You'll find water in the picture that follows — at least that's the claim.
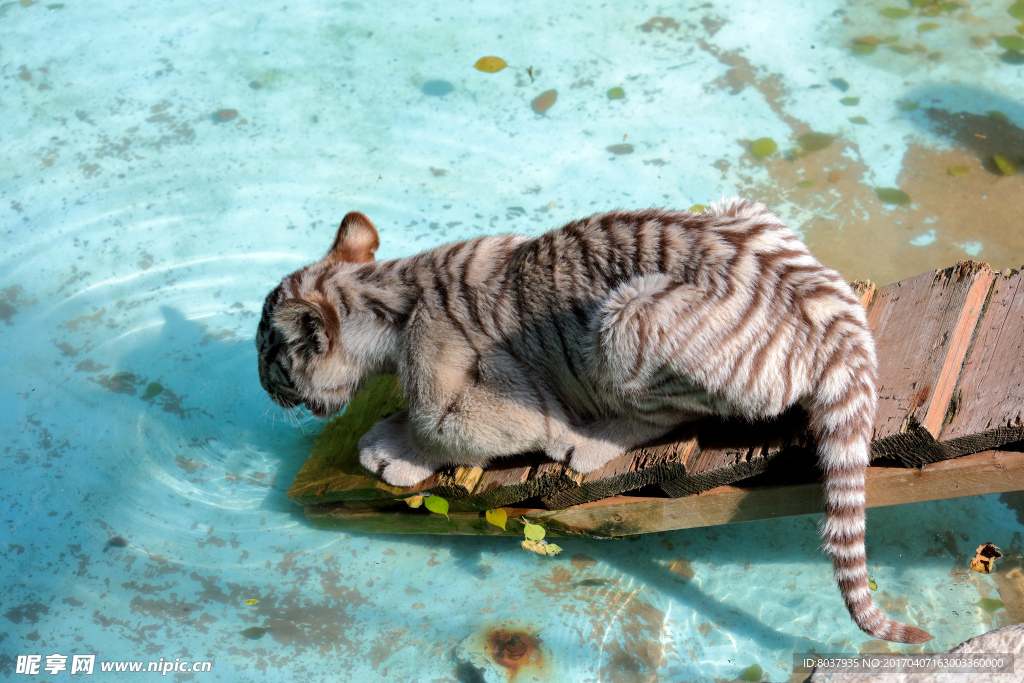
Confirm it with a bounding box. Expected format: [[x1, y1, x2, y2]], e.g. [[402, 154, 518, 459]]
[[2, 0, 1023, 680]]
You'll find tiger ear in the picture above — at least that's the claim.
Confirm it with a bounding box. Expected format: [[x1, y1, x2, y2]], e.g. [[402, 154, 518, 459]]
[[328, 212, 379, 263], [274, 299, 331, 357]]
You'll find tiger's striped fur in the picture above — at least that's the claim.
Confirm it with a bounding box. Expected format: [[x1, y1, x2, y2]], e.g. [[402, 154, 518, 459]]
[[255, 199, 931, 643]]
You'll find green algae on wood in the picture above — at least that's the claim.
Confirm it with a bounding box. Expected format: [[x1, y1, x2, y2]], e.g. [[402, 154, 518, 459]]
[[875, 187, 912, 204], [749, 137, 777, 159], [796, 132, 833, 151], [531, 89, 557, 114], [474, 56, 507, 73]]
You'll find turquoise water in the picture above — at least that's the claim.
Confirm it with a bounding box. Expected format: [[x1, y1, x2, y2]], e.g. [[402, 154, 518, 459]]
[[3, 0, 1023, 680]]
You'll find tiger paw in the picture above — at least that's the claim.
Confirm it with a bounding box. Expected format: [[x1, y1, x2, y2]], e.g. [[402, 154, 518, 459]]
[[358, 421, 437, 487]]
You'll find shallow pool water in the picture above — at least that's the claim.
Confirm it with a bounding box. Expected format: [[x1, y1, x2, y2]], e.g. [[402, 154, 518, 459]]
[[2, 0, 1023, 681]]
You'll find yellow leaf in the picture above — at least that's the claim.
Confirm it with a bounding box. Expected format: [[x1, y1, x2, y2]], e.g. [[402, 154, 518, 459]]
[[243, 598, 260, 606], [543, 542, 563, 556], [474, 56, 507, 73], [404, 495, 424, 509], [485, 508, 507, 530], [523, 522, 546, 541]]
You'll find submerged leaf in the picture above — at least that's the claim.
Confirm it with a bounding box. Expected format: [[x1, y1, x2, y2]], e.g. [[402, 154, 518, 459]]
[[889, 45, 916, 54], [994, 154, 1018, 175], [996, 35, 1024, 51], [485, 508, 507, 530], [750, 137, 777, 159], [1012, 1, 1024, 21], [851, 42, 878, 55], [829, 77, 850, 91], [240, 627, 267, 640], [607, 86, 625, 99], [880, 7, 911, 18], [523, 522, 546, 541], [899, 100, 920, 111], [948, 165, 970, 176], [918, 22, 940, 32], [875, 187, 911, 204], [474, 56, 507, 73], [796, 132, 834, 151], [796, 180, 814, 188], [531, 89, 558, 114], [424, 495, 449, 518], [849, 116, 869, 124], [975, 598, 1005, 612], [840, 97, 860, 105], [1000, 50, 1024, 64], [740, 663, 764, 682]]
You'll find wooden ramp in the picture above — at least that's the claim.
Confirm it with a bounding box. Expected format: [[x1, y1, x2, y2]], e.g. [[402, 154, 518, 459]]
[[287, 261, 1024, 537]]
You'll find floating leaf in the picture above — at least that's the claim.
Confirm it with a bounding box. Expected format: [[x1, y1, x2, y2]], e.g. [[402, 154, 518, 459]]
[[689, 204, 709, 213], [994, 154, 1018, 175], [796, 132, 834, 151], [404, 495, 424, 508], [975, 598, 1005, 612], [918, 21, 940, 32], [741, 663, 764, 682], [750, 137, 777, 159], [424, 495, 449, 519], [243, 598, 260, 606], [880, 7, 911, 18], [849, 116, 869, 124], [607, 86, 625, 99], [240, 627, 267, 640], [485, 508, 507, 530], [531, 89, 558, 114], [840, 97, 860, 105], [875, 187, 911, 204], [997, 35, 1024, 51], [868, 578, 878, 590], [523, 522, 546, 541], [1000, 50, 1024, 64], [829, 77, 850, 91], [797, 180, 814, 188], [1012, 1, 1024, 21], [522, 539, 561, 556], [474, 56, 507, 73], [948, 165, 970, 176]]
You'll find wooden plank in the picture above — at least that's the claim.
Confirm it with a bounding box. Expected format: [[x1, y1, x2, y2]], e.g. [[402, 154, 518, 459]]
[[304, 449, 1024, 537], [868, 262, 996, 466], [940, 269, 1024, 451]]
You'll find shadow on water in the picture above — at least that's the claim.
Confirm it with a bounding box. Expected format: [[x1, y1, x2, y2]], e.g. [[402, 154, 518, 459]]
[[904, 84, 1024, 171]]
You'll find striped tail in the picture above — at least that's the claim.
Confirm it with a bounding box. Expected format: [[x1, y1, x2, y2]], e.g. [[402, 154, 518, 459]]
[[809, 362, 932, 644]]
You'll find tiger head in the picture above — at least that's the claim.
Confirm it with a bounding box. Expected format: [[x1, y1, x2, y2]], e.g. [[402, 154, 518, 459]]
[[255, 211, 387, 418]]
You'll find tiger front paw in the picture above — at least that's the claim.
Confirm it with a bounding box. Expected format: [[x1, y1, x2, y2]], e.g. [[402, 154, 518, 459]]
[[358, 419, 438, 487]]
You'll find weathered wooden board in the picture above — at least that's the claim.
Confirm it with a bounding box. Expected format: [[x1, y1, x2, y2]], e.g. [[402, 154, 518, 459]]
[[303, 448, 1024, 538], [287, 261, 1024, 514]]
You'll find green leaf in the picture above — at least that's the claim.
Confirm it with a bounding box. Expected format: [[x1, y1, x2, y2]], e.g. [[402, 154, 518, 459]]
[[875, 187, 912, 204], [880, 7, 911, 18], [485, 508, 507, 530], [840, 97, 860, 105], [851, 42, 877, 55], [868, 578, 878, 590], [741, 663, 764, 682], [424, 495, 449, 518], [849, 116, 869, 124], [749, 137, 777, 159], [688, 204, 709, 213], [996, 35, 1024, 51], [1012, 1, 1024, 21], [889, 45, 916, 54], [607, 86, 625, 100], [796, 180, 814, 188], [523, 522, 546, 541], [899, 100, 920, 111], [994, 154, 1018, 175], [796, 132, 834, 151], [948, 165, 970, 176], [918, 21, 940, 32], [975, 598, 1005, 612], [144, 381, 164, 398]]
